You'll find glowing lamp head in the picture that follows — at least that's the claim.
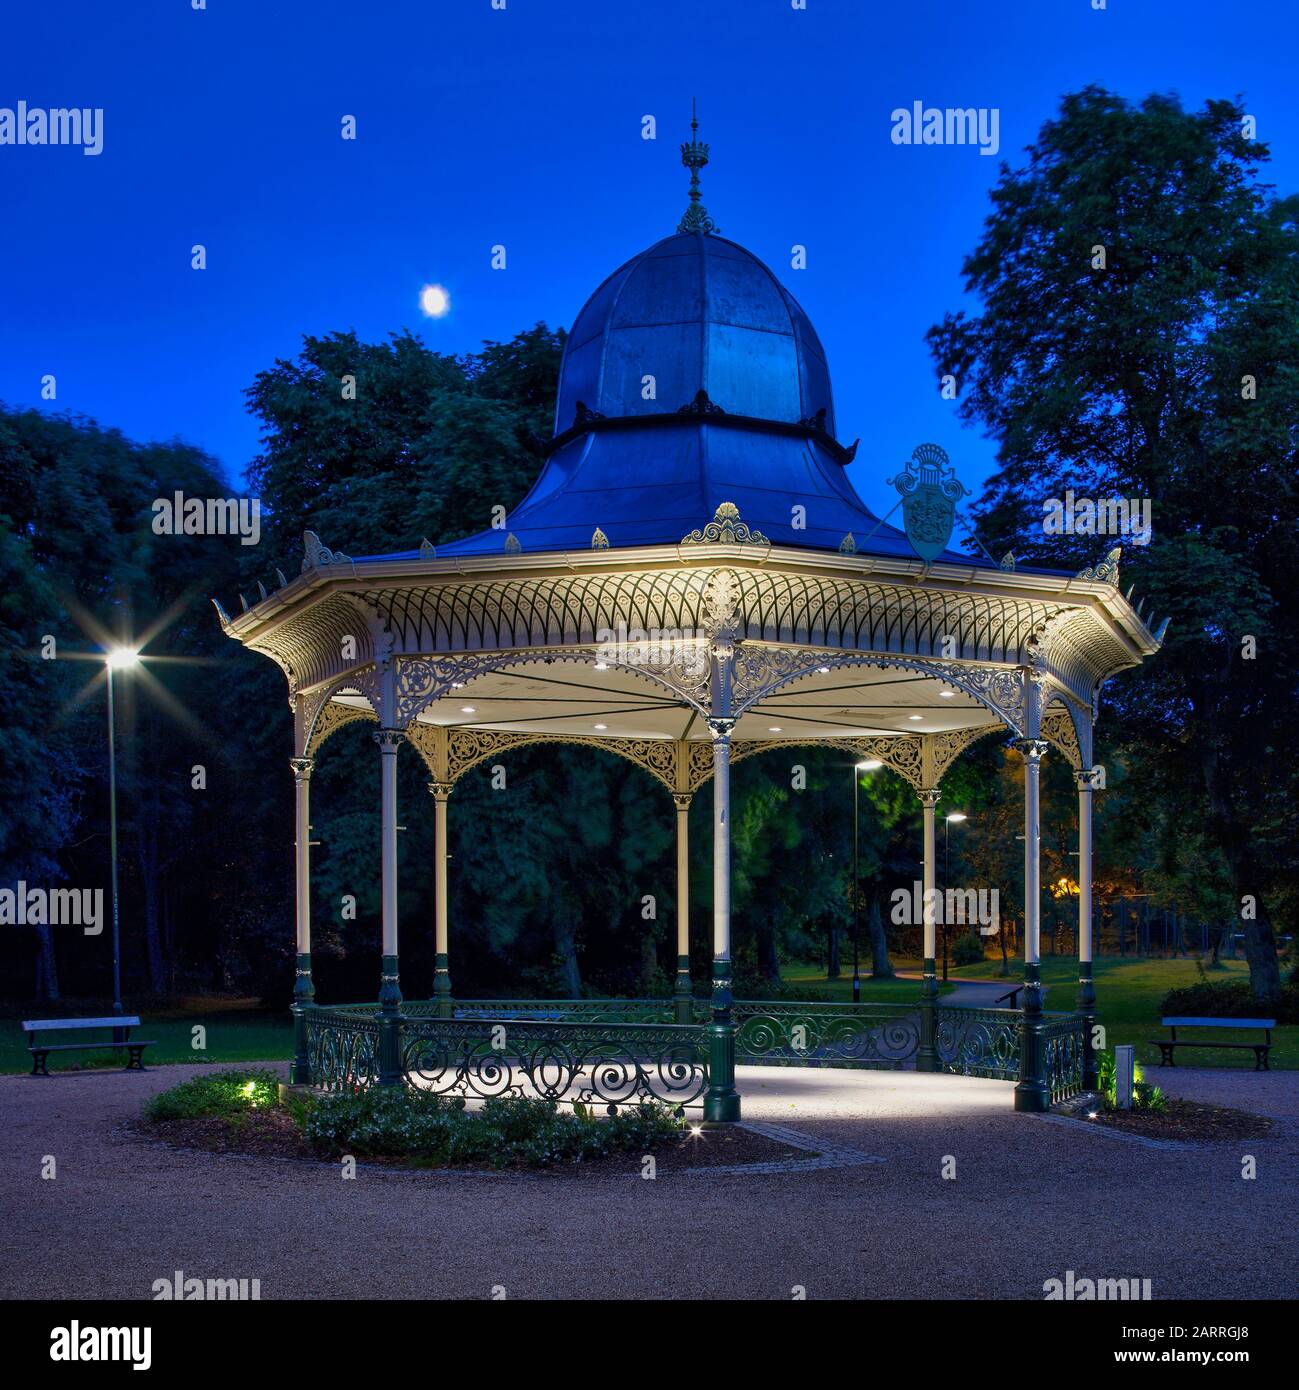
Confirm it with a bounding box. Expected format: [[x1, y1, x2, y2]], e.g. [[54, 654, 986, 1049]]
[[856, 760, 882, 771], [419, 283, 451, 318], [106, 647, 140, 671], [946, 812, 968, 823]]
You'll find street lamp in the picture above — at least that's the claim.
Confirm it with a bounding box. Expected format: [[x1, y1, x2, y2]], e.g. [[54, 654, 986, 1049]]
[[851, 761, 883, 1003], [105, 646, 140, 1024], [942, 812, 967, 982]]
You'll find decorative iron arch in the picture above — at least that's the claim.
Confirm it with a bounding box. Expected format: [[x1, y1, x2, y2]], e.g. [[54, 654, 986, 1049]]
[[404, 724, 682, 795], [392, 646, 710, 728], [729, 647, 1027, 736]]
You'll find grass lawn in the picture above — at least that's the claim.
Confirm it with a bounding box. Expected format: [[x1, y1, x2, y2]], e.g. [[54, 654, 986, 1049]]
[[783, 956, 1295, 1069], [949, 956, 1294, 1070], [0, 997, 292, 1075], [779, 966, 955, 1003]]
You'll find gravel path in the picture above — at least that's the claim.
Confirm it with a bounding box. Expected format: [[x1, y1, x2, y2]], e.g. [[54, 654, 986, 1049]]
[[2, 1062, 1294, 1300]]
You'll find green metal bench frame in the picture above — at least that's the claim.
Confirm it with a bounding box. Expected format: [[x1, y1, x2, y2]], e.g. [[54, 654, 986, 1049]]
[[1150, 1016, 1275, 1071], [23, 1016, 154, 1076]]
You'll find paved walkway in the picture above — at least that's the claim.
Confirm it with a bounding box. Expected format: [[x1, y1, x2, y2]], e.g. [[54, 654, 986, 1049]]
[[2, 1062, 1294, 1300]]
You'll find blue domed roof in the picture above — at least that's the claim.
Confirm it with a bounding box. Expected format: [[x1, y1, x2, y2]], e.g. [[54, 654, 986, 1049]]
[[554, 232, 835, 436]]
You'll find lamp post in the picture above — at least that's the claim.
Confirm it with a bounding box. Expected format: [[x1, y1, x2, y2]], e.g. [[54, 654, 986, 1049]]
[[105, 646, 140, 1025], [942, 811, 967, 982], [852, 761, 882, 1004]]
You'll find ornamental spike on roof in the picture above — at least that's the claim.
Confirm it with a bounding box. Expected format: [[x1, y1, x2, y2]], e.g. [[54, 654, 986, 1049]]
[[677, 99, 718, 235]]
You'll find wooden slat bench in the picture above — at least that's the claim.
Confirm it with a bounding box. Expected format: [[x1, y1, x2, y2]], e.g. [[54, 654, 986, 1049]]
[[23, 1017, 154, 1076], [1150, 1016, 1275, 1071]]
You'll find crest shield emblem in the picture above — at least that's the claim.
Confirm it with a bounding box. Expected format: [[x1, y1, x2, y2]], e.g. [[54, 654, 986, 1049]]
[[886, 444, 969, 563]]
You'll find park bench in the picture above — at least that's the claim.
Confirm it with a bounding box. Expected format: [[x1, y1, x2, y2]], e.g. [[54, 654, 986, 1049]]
[[23, 1017, 154, 1076], [1150, 1016, 1275, 1071]]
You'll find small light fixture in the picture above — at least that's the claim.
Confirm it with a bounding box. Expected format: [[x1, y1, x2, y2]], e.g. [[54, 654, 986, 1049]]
[[940, 691, 955, 699], [818, 666, 830, 674], [689, 1124, 703, 1137], [460, 706, 475, 714], [908, 714, 923, 721], [769, 726, 782, 732], [594, 661, 609, 671], [856, 760, 882, 771], [946, 812, 967, 823], [594, 723, 607, 731], [105, 646, 140, 670]]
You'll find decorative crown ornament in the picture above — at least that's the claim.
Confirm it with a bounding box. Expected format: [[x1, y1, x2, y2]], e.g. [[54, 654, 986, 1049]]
[[591, 527, 610, 550], [677, 99, 719, 235], [680, 501, 769, 550]]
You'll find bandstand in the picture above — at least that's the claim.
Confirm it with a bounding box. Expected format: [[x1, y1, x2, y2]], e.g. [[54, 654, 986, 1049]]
[[216, 124, 1163, 1119]]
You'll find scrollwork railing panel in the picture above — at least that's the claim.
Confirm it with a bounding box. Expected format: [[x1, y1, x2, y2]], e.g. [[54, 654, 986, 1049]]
[[306, 1007, 380, 1092], [400, 1016, 709, 1113], [1042, 1012, 1086, 1103], [720, 1001, 919, 1069], [936, 1006, 1020, 1080]]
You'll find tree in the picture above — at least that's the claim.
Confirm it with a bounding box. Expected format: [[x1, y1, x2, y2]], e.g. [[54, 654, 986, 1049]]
[[927, 89, 1299, 1002]]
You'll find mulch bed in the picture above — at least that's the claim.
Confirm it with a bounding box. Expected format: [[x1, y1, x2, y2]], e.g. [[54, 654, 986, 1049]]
[[137, 1113, 813, 1173], [1062, 1098, 1274, 1142]]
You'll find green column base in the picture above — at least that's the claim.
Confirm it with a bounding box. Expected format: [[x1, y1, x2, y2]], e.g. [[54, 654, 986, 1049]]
[[704, 960, 741, 1122], [377, 954, 403, 1086], [433, 953, 453, 1020], [674, 955, 693, 1024], [290, 953, 314, 1085], [917, 957, 939, 1072], [1078, 965, 1099, 1089], [1014, 962, 1049, 1112]]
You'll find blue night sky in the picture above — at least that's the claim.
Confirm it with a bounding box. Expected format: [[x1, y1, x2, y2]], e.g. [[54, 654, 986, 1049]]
[[2, 0, 1296, 522]]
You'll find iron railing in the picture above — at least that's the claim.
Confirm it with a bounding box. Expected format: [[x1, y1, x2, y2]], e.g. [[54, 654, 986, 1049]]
[[935, 1006, 1021, 1080], [300, 998, 1090, 1105], [706, 1000, 920, 1069], [1042, 1012, 1087, 1103]]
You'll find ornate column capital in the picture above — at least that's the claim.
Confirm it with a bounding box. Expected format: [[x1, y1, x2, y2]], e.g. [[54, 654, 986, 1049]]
[[672, 793, 693, 813], [706, 716, 737, 742], [373, 727, 406, 753], [916, 787, 942, 808], [1012, 738, 1050, 764], [1075, 766, 1103, 792], [289, 756, 315, 780], [428, 780, 454, 802]]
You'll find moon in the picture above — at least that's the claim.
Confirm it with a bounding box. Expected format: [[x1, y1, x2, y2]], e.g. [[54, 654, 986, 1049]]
[[419, 284, 450, 318]]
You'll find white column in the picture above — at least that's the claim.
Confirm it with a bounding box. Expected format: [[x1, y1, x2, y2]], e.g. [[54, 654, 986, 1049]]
[[1021, 743, 1046, 969], [375, 728, 404, 1010], [290, 758, 314, 964], [919, 789, 941, 962], [711, 727, 731, 963], [675, 794, 691, 963], [430, 780, 453, 1007], [1077, 770, 1094, 965]]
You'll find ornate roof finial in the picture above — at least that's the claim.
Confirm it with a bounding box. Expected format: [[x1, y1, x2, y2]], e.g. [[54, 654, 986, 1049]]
[[677, 99, 719, 235]]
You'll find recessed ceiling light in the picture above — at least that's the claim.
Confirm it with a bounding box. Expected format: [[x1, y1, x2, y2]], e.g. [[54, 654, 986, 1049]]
[[769, 726, 782, 732], [594, 662, 608, 670], [460, 706, 475, 714], [940, 691, 955, 699], [908, 715, 923, 721], [594, 723, 607, 731]]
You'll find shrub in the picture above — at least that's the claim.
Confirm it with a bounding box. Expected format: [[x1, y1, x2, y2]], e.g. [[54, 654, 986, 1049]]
[[1096, 1052, 1167, 1114], [1159, 978, 1298, 1025], [144, 1069, 280, 1122], [303, 1087, 682, 1168], [950, 931, 986, 967]]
